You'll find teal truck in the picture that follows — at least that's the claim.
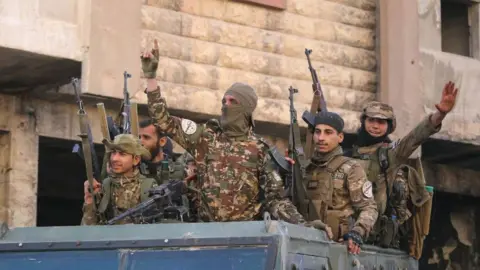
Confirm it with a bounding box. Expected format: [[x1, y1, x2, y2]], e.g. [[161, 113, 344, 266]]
[[0, 214, 417, 270]]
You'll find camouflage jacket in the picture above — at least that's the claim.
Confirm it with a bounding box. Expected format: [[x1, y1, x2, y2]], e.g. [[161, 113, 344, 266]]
[[305, 149, 378, 239], [81, 171, 157, 225], [146, 89, 305, 224], [351, 114, 441, 215]]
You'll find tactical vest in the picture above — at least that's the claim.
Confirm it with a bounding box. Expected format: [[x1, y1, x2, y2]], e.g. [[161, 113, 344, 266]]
[[351, 144, 392, 216], [97, 174, 157, 220], [304, 156, 355, 240], [140, 158, 185, 185]]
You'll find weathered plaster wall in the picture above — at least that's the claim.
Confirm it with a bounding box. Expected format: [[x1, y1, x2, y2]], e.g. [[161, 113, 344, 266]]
[[419, 49, 480, 145], [415, 0, 480, 145], [418, 0, 441, 51], [130, 0, 378, 133], [0, 0, 83, 60]]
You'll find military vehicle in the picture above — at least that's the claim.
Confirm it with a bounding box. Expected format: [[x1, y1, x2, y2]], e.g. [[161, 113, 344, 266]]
[[0, 213, 417, 270]]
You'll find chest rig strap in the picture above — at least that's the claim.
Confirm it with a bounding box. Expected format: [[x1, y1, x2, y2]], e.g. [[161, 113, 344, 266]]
[[306, 156, 351, 221]]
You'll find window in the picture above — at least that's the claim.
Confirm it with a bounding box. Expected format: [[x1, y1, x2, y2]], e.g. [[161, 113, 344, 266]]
[[440, 0, 479, 57], [233, 0, 286, 10]]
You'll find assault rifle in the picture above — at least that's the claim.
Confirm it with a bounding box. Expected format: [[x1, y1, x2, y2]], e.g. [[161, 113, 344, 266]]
[[119, 71, 137, 135], [268, 86, 321, 221], [96, 71, 139, 180], [106, 179, 190, 225], [71, 77, 102, 209], [303, 48, 328, 159]]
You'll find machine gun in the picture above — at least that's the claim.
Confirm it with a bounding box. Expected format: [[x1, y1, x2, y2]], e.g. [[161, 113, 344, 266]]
[[106, 179, 191, 225], [71, 77, 102, 209], [302, 48, 328, 159]]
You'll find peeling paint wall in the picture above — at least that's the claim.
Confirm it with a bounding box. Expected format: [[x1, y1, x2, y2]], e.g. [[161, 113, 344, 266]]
[[417, 0, 480, 145]]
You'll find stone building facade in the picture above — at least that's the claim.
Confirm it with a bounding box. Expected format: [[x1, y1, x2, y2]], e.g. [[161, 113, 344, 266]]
[[0, 1, 479, 266]]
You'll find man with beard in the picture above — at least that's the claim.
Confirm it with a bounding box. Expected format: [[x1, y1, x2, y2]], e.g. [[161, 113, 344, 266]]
[[81, 134, 157, 225], [139, 40, 305, 224], [347, 81, 459, 248], [300, 111, 378, 254], [138, 119, 186, 185]]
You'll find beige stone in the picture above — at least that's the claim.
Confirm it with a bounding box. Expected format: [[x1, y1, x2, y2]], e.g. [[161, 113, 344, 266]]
[[144, 0, 375, 50], [153, 56, 375, 109], [131, 81, 363, 133], [286, 0, 375, 29], [82, 0, 141, 98], [325, 0, 376, 11], [0, 97, 39, 227], [142, 31, 376, 92], [39, 0, 78, 24]]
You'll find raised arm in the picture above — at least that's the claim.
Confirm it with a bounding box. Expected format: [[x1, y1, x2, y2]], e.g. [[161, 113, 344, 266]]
[[393, 81, 459, 162], [142, 40, 202, 152]]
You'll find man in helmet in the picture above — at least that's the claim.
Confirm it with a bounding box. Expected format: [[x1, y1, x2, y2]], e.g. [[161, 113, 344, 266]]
[[139, 40, 307, 225], [347, 82, 459, 248]]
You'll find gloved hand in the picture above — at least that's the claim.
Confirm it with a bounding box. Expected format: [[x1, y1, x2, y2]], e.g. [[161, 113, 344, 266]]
[[342, 230, 363, 255], [140, 39, 160, 79]]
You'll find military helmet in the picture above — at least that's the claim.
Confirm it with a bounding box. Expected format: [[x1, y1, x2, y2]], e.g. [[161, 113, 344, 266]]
[[361, 101, 397, 133], [103, 134, 151, 160]]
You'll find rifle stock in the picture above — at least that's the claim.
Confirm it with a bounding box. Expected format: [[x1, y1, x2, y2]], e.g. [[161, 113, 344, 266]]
[[72, 78, 101, 210], [96, 103, 110, 141]]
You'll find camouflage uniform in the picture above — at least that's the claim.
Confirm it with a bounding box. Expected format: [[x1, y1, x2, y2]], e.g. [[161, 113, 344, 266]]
[[145, 85, 305, 224], [81, 134, 158, 225], [351, 102, 440, 224], [302, 112, 378, 241]]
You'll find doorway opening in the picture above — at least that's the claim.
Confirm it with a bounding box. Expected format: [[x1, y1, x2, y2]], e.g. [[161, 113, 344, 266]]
[[420, 191, 480, 269], [36, 136, 104, 226]]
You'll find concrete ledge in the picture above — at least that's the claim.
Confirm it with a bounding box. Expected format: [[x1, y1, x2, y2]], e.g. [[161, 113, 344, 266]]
[[0, 47, 81, 94], [420, 48, 480, 145]]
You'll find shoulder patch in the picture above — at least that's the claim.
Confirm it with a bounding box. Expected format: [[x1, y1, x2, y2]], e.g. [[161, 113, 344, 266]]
[[181, 119, 197, 135], [362, 181, 373, 198], [389, 140, 399, 149]]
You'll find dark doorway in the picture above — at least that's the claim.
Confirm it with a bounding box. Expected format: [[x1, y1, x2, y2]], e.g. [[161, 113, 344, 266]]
[[419, 191, 480, 269], [36, 136, 104, 226]]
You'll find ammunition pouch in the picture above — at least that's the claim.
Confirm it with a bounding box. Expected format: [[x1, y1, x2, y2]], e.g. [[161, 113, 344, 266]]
[[377, 215, 399, 248], [326, 210, 352, 241]]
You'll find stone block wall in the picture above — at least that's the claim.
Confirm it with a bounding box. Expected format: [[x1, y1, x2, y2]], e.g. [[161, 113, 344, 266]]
[[132, 0, 377, 134]]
